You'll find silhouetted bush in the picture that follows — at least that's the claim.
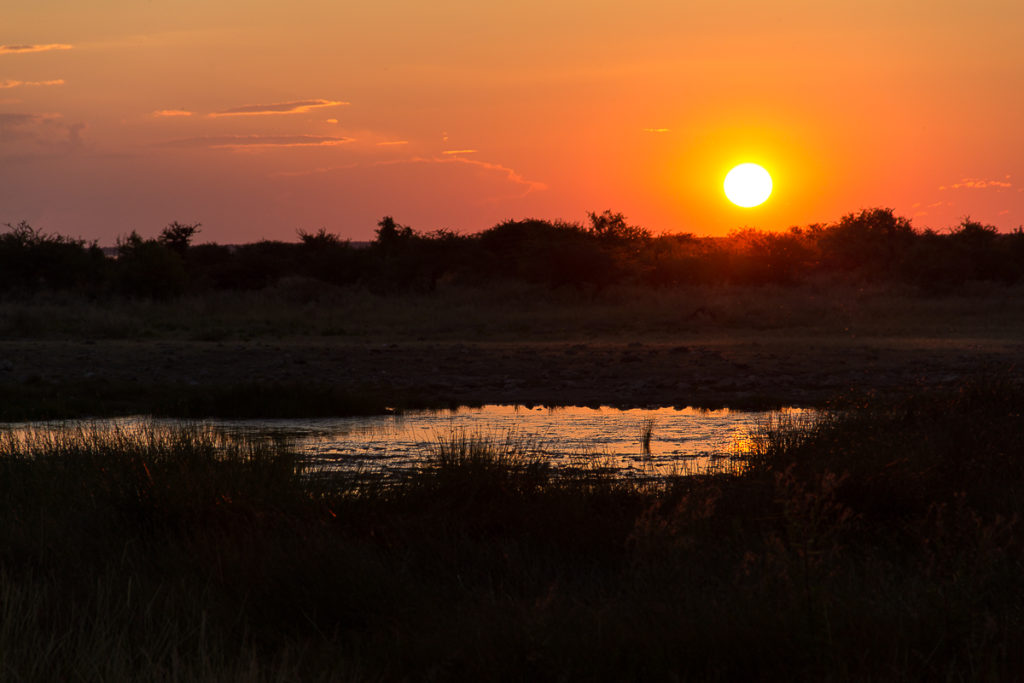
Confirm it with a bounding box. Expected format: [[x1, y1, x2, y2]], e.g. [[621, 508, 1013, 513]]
[[158, 221, 201, 256], [3, 208, 1022, 299], [478, 218, 624, 289], [297, 228, 360, 286], [183, 242, 235, 289], [115, 232, 188, 299], [0, 221, 105, 293], [817, 208, 916, 277], [219, 240, 300, 290]]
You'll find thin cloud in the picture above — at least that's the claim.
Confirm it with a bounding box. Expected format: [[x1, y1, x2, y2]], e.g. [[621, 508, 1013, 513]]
[[0, 79, 64, 89], [376, 140, 409, 146], [643, 128, 670, 133], [152, 109, 194, 117], [941, 176, 1013, 190], [166, 134, 355, 150], [271, 162, 360, 177], [0, 44, 73, 55], [441, 149, 477, 155], [0, 112, 42, 128], [437, 156, 547, 197], [376, 155, 547, 198], [272, 154, 547, 199], [209, 99, 349, 117], [0, 112, 83, 154]]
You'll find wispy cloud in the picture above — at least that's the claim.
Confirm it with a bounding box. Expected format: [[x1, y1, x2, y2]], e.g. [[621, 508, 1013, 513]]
[[0, 79, 64, 89], [209, 99, 349, 117], [166, 134, 354, 150], [0, 112, 84, 155], [270, 154, 547, 200], [271, 162, 360, 177], [433, 156, 547, 198], [441, 149, 477, 155], [376, 140, 409, 146], [0, 112, 44, 128], [643, 128, 670, 133], [0, 44, 73, 55], [152, 109, 193, 117], [940, 176, 1013, 190]]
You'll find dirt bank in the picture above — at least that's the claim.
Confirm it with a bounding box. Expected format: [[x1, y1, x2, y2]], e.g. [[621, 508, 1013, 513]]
[[3, 333, 1020, 415]]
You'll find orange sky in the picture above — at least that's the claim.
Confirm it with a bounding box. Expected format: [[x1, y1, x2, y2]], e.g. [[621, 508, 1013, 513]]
[[3, 1, 1023, 243]]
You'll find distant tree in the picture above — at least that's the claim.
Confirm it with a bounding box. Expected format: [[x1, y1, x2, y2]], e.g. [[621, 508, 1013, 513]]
[[586, 210, 650, 242], [297, 227, 345, 249], [295, 228, 359, 286], [819, 208, 916, 276], [374, 216, 414, 250], [117, 230, 188, 298], [950, 217, 998, 245], [158, 221, 201, 256], [949, 218, 1010, 282], [0, 221, 102, 292]]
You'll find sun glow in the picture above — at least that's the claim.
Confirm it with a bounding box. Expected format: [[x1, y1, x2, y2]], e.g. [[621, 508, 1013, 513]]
[[724, 163, 773, 208]]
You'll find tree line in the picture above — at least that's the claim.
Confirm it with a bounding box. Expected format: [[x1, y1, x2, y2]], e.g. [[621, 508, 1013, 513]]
[[2, 208, 1023, 298]]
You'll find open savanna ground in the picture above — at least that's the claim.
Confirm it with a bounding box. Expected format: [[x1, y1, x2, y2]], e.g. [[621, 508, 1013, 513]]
[[1, 283, 1023, 419]]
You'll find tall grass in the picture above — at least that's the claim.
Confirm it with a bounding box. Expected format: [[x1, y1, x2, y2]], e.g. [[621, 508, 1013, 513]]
[[2, 379, 1024, 680]]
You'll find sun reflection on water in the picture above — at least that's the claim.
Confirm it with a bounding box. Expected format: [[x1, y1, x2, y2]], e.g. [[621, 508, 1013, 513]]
[[1, 405, 812, 478]]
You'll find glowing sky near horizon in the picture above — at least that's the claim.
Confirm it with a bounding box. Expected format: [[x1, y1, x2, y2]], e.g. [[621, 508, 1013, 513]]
[[2, 0, 1023, 244]]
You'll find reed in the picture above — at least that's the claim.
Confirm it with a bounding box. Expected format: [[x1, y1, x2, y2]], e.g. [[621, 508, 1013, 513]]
[[638, 415, 656, 455]]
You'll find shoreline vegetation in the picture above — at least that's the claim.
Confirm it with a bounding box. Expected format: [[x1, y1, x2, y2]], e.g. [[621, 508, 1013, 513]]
[[1, 378, 1022, 680]]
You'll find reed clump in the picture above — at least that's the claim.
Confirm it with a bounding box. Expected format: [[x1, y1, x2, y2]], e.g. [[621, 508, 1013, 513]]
[[1, 377, 1023, 680]]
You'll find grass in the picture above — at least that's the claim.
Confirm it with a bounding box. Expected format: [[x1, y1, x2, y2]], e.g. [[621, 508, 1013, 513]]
[[2, 377, 1024, 680]]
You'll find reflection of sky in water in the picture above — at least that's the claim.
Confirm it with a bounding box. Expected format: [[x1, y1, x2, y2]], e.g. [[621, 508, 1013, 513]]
[[3, 405, 810, 478]]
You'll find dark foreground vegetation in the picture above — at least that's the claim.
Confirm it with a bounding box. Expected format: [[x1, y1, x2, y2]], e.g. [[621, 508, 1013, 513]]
[[4, 208, 1024, 299], [2, 378, 1023, 680]]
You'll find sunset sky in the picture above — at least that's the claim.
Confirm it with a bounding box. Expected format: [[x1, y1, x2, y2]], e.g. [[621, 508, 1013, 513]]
[[3, 0, 1023, 244]]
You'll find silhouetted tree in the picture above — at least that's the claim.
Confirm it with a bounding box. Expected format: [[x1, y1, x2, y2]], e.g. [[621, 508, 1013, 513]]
[[0, 221, 103, 292], [819, 208, 916, 276], [374, 216, 414, 251], [587, 210, 651, 242], [297, 227, 344, 249], [297, 228, 359, 286], [116, 231, 187, 298], [949, 218, 1011, 282], [158, 221, 201, 256]]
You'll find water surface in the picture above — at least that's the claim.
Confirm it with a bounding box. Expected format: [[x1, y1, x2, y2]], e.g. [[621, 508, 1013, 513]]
[[5, 405, 808, 477]]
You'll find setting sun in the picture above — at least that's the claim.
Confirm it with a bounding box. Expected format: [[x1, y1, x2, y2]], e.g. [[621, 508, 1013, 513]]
[[724, 163, 773, 208]]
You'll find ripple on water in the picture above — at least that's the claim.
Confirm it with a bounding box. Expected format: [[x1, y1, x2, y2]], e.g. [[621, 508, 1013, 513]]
[[2, 405, 810, 477]]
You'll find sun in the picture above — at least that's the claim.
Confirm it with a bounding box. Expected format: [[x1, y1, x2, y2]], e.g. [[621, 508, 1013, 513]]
[[724, 163, 772, 208]]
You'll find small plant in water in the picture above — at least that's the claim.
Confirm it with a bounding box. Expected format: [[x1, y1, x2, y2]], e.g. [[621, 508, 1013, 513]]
[[639, 416, 656, 456]]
